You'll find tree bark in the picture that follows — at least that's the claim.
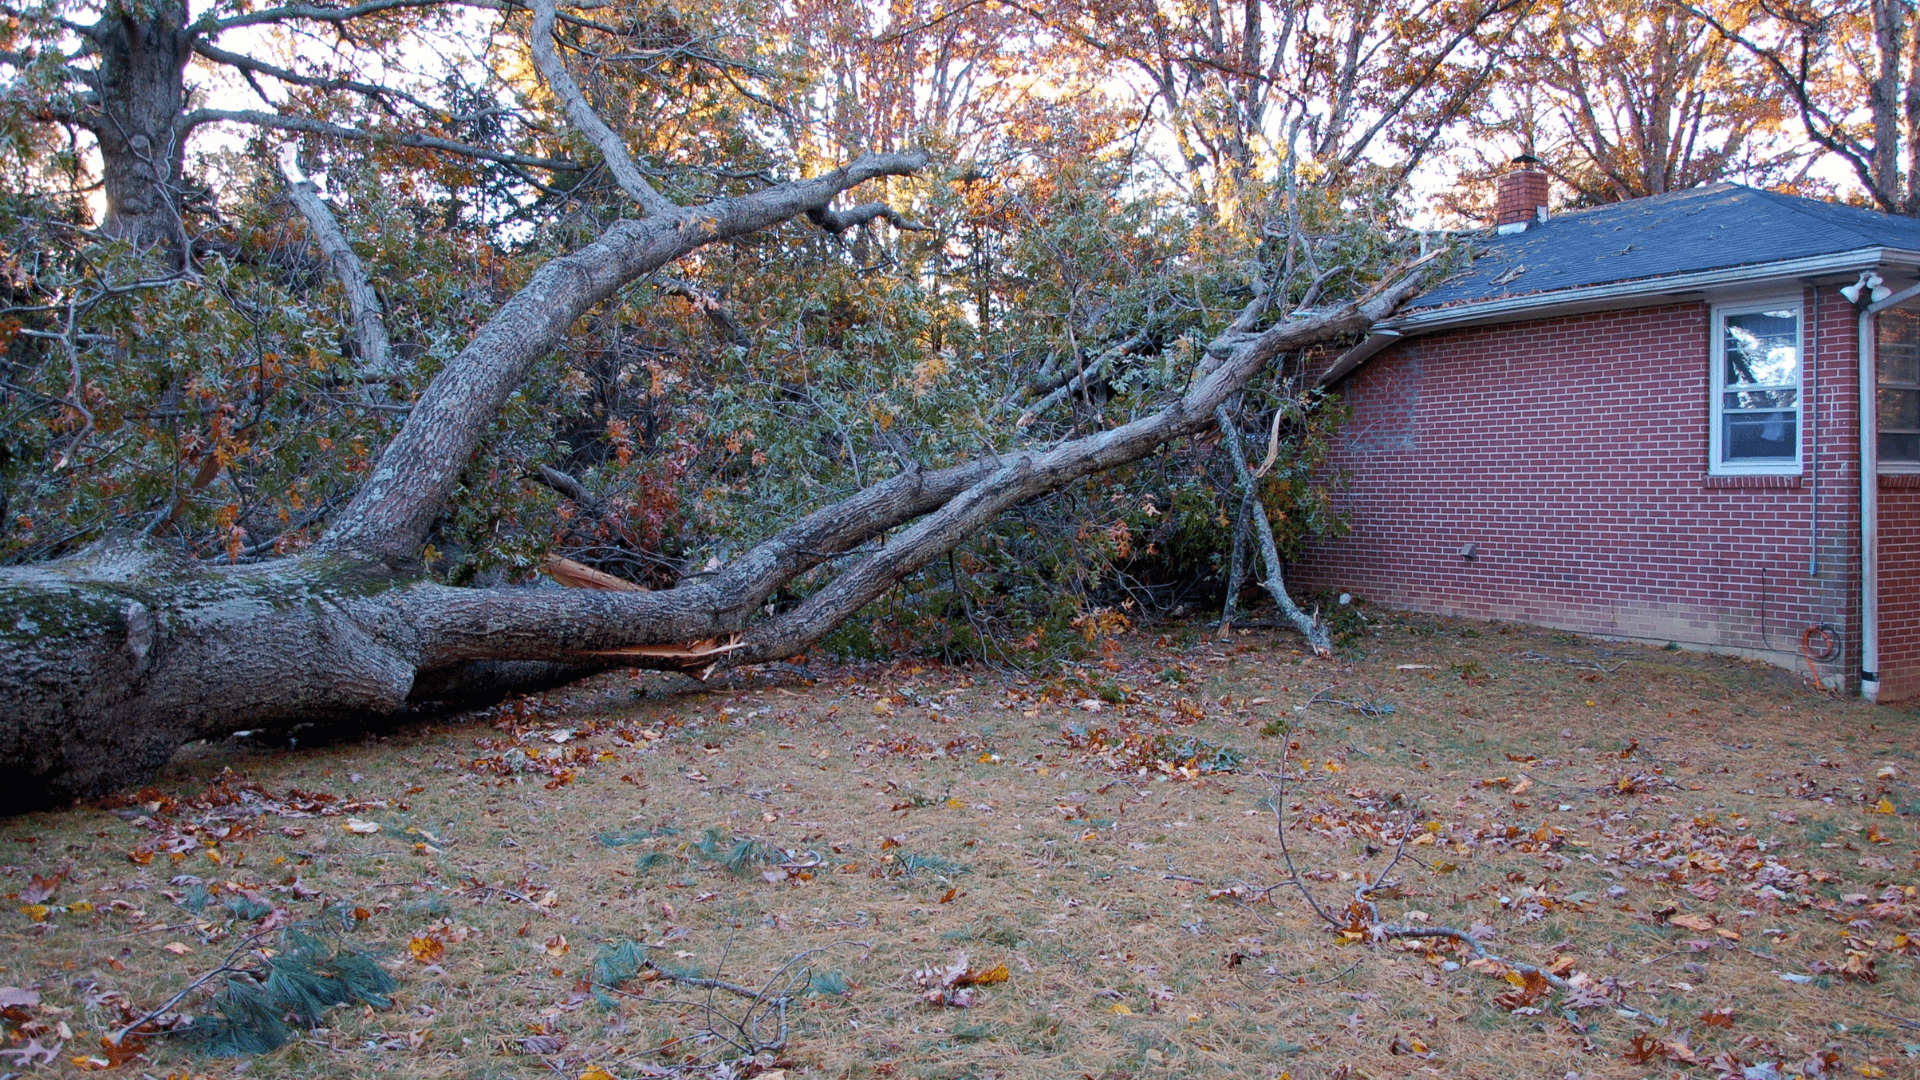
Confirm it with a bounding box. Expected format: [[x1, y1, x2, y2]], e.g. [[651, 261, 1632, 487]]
[[278, 146, 393, 383], [91, 2, 195, 254]]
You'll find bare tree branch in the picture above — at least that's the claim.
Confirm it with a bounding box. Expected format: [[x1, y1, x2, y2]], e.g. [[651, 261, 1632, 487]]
[[1215, 403, 1330, 655], [191, 40, 445, 118], [806, 200, 930, 234], [526, 0, 677, 216], [276, 145, 392, 383], [1672, 0, 1887, 210], [210, 0, 465, 32], [182, 109, 578, 172], [314, 148, 931, 564]]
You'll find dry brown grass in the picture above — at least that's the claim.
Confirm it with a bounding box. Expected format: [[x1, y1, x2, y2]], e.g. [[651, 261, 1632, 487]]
[[2, 610, 1918, 1080]]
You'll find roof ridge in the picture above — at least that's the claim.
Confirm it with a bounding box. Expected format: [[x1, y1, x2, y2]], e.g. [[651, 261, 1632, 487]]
[[1531, 182, 1738, 224], [1746, 186, 1883, 245]]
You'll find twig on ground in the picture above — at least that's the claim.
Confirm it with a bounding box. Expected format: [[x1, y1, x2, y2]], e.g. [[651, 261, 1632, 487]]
[[1307, 957, 1364, 985], [1253, 750, 1669, 1028], [1255, 752, 1341, 929], [608, 939, 872, 1071], [458, 885, 549, 909], [112, 927, 278, 1045], [1870, 1009, 1920, 1032]]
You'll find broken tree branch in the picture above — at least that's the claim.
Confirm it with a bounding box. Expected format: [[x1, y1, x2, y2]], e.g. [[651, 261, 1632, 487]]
[[277, 145, 392, 384], [807, 200, 930, 235], [526, 0, 677, 216], [1215, 403, 1330, 656]]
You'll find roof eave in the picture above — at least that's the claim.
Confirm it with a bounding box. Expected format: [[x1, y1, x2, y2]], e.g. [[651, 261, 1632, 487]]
[[1318, 246, 1920, 387]]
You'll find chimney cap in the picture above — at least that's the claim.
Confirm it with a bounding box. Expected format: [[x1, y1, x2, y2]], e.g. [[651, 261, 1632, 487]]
[[1509, 153, 1544, 168]]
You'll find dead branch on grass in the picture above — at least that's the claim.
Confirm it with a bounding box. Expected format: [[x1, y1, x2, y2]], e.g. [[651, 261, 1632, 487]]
[[1514, 651, 1630, 674], [1296, 684, 1396, 717], [111, 926, 279, 1046], [1252, 749, 1669, 1028], [599, 940, 871, 1076]]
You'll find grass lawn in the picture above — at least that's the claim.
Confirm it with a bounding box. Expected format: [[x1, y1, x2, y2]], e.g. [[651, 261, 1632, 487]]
[[2, 609, 1917, 1079]]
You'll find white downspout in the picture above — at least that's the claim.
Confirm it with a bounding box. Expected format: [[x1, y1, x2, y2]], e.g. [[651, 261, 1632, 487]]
[[1856, 276, 1920, 699], [1859, 301, 1880, 701]]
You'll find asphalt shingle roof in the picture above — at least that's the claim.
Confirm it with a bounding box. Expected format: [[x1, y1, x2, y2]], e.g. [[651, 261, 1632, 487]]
[[1409, 183, 1920, 312]]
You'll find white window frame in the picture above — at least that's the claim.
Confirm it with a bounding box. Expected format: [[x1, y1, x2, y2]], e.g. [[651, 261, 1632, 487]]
[[1877, 305, 1920, 474], [1709, 297, 1804, 476]]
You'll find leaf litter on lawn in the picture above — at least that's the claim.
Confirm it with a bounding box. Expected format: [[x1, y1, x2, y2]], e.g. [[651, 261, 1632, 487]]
[[0, 611, 1915, 1079]]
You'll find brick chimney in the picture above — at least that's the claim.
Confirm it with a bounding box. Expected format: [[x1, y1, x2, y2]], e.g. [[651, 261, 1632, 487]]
[[1494, 155, 1549, 235]]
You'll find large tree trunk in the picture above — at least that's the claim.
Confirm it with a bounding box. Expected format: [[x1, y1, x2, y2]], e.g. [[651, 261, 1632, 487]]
[[4, 3, 1442, 811], [92, 2, 195, 253], [0, 246, 1431, 811]]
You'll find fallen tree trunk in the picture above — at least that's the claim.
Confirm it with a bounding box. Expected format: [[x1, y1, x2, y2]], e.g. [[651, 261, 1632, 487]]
[[0, 257, 1426, 811], [0, 11, 1442, 810]]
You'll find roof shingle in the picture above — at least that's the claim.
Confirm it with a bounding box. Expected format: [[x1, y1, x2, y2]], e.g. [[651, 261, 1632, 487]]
[[1410, 184, 1920, 312]]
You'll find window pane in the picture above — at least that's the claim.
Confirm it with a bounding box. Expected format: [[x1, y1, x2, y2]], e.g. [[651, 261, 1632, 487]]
[[1878, 308, 1920, 386], [1724, 309, 1798, 388], [1725, 389, 1797, 411], [1881, 387, 1920, 431], [1883, 432, 1920, 462], [1724, 411, 1797, 459]]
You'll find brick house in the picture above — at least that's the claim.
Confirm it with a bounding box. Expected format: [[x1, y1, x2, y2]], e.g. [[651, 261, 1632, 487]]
[[1294, 166, 1920, 702]]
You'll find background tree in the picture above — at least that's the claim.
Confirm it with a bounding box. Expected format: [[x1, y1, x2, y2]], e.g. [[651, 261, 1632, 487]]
[[1445, 0, 1797, 216], [1686, 0, 1920, 215]]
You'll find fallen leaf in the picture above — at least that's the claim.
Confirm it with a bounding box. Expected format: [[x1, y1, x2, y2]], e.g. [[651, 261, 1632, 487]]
[[1875, 797, 1897, 814], [1494, 969, 1549, 1011], [1668, 913, 1716, 932], [0, 987, 39, 1008], [545, 934, 570, 957], [579, 1068, 616, 1080], [1839, 950, 1876, 982], [1111, 1003, 1133, 1015], [162, 942, 192, 955], [958, 962, 1009, 986], [1623, 1032, 1663, 1064], [0, 1037, 60, 1066], [409, 937, 446, 963], [345, 818, 380, 835], [19, 874, 59, 904]]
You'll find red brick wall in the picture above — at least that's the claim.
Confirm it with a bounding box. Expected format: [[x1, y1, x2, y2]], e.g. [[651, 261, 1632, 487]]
[[1295, 288, 1868, 689], [1878, 478, 1920, 702]]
